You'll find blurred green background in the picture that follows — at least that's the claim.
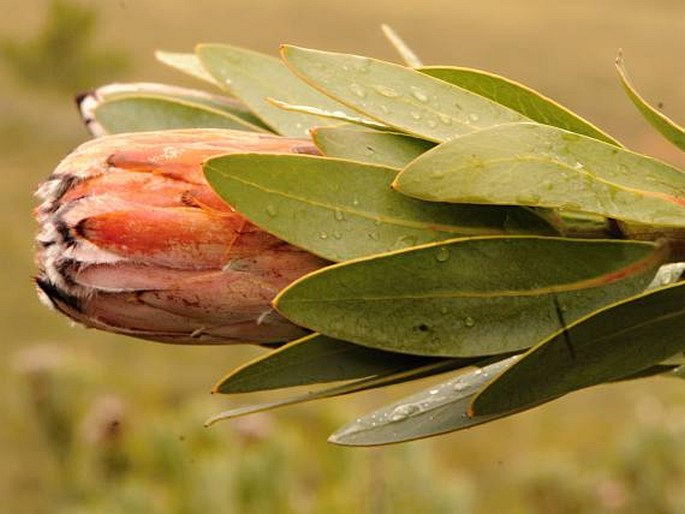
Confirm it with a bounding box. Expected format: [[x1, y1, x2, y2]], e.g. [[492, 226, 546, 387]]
[[2, 1, 685, 513]]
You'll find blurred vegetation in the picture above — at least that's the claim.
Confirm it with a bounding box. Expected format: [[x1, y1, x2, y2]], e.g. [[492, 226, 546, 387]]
[[1, 1, 684, 513], [1, 0, 129, 93]]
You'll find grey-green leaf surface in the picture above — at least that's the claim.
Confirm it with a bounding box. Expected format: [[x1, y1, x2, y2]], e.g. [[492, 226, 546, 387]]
[[275, 237, 666, 357], [94, 95, 267, 133], [471, 282, 685, 416], [329, 356, 521, 446], [281, 45, 529, 143], [204, 154, 556, 262], [205, 358, 475, 427], [616, 55, 685, 152], [214, 334, 444, 394], [312, 127, 435, 168], [421, 66, 619, 145], [197, 44, 356, 137], [395, 122, 685, 228], [155, 50, 219, 85]]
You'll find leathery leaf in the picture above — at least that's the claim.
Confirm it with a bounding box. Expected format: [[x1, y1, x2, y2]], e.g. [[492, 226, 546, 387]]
[[204, 154, 556, 262], [275, 237, 667, 357], [395, 122, 685, 228], [471, 281, 685, 415]]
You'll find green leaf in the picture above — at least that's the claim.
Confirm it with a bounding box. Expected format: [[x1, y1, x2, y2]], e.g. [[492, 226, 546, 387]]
[[616, 54, 685, 152], [214, 333, 444, 394], [155, 50, 219, 85], [266, 98, 386, 130], [204, 154, 556, 262], [395, 122, 685, 228], [471, 282, 685, 416], [329, 353, 678, 446], [275, 237, 666, 357], [93, 95, 267, 133], [422, 66, 620, 146], [281, 45, 529, 143], [329, 356, 521, 446], [197, 44, 355, 137], [205, 358, 475, 427], [311, 127, 435, 168], [381, 24, 423, 67]]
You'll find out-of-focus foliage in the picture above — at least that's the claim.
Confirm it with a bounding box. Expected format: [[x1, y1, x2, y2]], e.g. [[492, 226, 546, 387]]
[[1, 0, 129, 92]]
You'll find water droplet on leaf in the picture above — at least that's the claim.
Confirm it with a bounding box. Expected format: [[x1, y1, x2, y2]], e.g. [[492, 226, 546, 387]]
[[374, 85, 400, 98], [435, 247, 450, 262], [463, 316, 476, 328]]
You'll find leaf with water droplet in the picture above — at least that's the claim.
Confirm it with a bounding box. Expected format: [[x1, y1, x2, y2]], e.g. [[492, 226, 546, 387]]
[[205, 356, 478, 427], [276, 237, 667, 357], [471, 282, 685, 416], [395, 122, 685, 228], [197, 44, 356, 136], [280, 45, 528, 142], [312, 127, 435, 168], [421, 66, 620, 145], [615, 54, 685, 152], [204, 154, 556, 262], [329, 356, 521, 445]]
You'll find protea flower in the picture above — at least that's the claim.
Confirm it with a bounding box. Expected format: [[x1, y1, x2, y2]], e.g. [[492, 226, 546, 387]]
[[34, 128, 327, 344]]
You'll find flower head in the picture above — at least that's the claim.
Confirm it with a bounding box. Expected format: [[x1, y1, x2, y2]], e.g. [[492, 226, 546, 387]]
[[34, 129, 326, 344]]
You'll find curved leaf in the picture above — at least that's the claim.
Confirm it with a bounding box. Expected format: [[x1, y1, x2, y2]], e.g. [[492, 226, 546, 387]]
[[197, 44, 355, 136], [422, 66, 619, 145], [205, 358, 475, 427], [275, 237, 666, 357], [214, 334, 445, 394], [93, 95, 267, 133], [616, 54, 685, 152], [395, 122, 685, 227], [471, 282, 685, 416], [281, 45, 529, 143], [311, 127, 435, 168], [204, 154, 555, 262], [329, 355, 677, 446], [329, 356, 521, 446]]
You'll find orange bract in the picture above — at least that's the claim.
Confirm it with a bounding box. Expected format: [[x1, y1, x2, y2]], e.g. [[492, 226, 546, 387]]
[[34, 129, 327, 344]]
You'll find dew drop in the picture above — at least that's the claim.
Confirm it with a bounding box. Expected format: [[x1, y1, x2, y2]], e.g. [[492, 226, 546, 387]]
[[319, 232, 329, 240], [439, 306, 449, 315], [468, 113, 480, 122], [333, 231, 343, 239], [265, 204, 278, 217], [388, 403, 420, 421], [374, 85, 401, 98], [435, 246, 450, 262], [410, 86, 429, 102], [333, 209, 345, 221], [352, 198, 360, 206], [453, 381, 468, 392], [350, 83, 366, 98], [463, 316, 476, 328], [429, 389, 439, 395], [410, 111, 422, 120], [438, 113, 452, 125]]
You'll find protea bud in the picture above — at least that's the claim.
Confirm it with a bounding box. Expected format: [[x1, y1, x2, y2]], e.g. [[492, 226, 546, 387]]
[[34, 129, 327, 344]]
